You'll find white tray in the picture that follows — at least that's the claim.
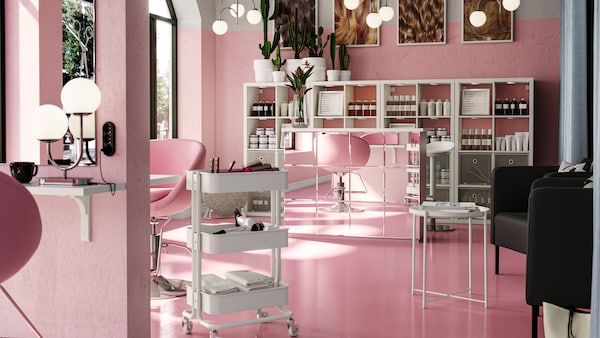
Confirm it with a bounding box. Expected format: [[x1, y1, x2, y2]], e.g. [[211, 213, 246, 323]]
[[187, 283, 289, 315], [187, 225, 289, 254]]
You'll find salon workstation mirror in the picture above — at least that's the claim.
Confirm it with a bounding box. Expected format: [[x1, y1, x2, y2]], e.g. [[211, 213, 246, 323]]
[[60, 0, 96, 165]]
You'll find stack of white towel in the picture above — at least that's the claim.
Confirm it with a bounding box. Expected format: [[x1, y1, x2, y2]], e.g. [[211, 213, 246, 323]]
[[201, 270, 273, 295]]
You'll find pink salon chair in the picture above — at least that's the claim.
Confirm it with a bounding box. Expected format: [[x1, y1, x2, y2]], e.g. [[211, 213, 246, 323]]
[[314, 133, 371, 212], [150, 139, 206, 297], [0, 172, 43, 337]]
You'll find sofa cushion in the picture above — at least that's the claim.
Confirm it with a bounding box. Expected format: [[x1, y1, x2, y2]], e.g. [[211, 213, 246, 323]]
[[493, 212, 528, 254]]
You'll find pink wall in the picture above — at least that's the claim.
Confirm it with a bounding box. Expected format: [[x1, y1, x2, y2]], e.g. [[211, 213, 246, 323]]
[[1, 1, 150, 336], [210, 19, 560, 166]]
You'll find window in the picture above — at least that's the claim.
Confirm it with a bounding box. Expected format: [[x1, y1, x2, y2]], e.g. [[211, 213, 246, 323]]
[[0, 0, 5, 162], [150, 0, 177, 139]]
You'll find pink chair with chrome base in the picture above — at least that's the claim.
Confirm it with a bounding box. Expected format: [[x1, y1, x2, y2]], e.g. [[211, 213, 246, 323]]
[[150, 139, 206, 297], [314, 133, 371, 212], [0, 172, 43, 338]]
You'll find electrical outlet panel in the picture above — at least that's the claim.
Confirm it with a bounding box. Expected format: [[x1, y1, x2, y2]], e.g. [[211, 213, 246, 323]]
[[102, 122, 116, 156]]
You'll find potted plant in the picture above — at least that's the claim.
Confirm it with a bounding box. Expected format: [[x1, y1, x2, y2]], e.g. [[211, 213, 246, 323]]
[[326, 33, 340, 81], [339, 44, 351, 81], [253, 0, 280, 82], [272, 44, 286, 82], [286, 61, 314, 127], [286, 8, 310, 78], [303, 26, 329, 82]]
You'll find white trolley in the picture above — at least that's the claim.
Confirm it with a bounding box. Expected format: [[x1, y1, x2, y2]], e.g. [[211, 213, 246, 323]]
[[182, 170, 298, 337]]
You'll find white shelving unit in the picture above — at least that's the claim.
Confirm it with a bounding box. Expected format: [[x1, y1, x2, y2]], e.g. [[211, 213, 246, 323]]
[[243, 77, 534, 208], [182, 170, 298, 338]]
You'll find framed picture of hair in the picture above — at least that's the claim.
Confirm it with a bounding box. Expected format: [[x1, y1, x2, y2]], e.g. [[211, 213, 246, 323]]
[[398, 0, 446, 45], [334, 0, 379, 46], [275, 0, 317, 48], [462, 0, 513, 43]]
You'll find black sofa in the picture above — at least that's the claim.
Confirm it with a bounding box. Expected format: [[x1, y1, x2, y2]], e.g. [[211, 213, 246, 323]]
[[490, 166, 592, 274], [525, 177, 593, 338]]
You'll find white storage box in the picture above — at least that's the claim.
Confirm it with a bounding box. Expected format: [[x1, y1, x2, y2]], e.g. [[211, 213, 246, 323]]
[[187, 225, 288, 254], [187, 283, 289, 315]]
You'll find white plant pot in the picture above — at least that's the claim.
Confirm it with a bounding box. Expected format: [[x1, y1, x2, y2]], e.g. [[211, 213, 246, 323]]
[[327, 70, 341, 81], [272, 70, 286, 82], [286, 59, 303, 78], [302, 57, 327, 82], [253, 59, 274, 82], [340, 70, 351, 81]]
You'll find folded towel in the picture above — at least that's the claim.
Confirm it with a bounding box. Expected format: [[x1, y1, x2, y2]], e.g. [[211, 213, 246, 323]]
[[201, 274, 239, 295], [225, 270, 273, 290]]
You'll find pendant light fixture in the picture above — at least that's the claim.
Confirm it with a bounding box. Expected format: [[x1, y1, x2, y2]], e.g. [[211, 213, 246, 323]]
[[212, 0, 261, 35], [469, 0, 520, 28], [378, 0, 394, 22], [366, 0, 383, 29], [344, 0, 360, 10]]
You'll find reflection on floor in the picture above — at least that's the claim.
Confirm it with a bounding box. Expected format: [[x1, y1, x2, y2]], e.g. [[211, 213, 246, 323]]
[[152, 213, 537, 338], [283, 181, 415, 239]]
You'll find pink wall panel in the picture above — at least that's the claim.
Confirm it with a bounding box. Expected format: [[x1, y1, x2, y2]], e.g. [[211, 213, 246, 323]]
[[210, 18, 560, 165]]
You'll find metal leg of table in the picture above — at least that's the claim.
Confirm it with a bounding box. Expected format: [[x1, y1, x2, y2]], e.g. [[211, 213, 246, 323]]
[[411, 213, 416, 295], [422, 214, 428, 308], [468, 216, 472, 295]]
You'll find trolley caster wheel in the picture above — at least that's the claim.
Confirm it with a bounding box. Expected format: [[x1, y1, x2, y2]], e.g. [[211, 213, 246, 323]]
[[209, 329, 218, 338], [287, 319, 299, 337], [256, 309, 268, 318], [181, 318, 193, 334]]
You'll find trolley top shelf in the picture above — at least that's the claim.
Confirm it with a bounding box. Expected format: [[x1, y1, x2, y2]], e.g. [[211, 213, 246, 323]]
[[186, 170, 288, 193]]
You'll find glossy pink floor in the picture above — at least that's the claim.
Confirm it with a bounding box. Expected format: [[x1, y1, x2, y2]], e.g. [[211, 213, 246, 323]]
[[152, 216, 537, 338]]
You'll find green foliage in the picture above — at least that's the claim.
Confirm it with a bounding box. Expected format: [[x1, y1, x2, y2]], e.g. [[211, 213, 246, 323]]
[[286, 64, 314, 95], [259, 0, 280, 59], [329, 33, 337, 70], [62, 0, 95, 83], [307, 26, 330, 57], [339, 44, 350, 70], [287, 9, 311, 59], [272, 45, 287, 71]]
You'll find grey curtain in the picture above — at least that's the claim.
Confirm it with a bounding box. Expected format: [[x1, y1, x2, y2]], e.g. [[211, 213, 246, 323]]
[[592, 1, 599, 337], [560, 1, 591, 162]]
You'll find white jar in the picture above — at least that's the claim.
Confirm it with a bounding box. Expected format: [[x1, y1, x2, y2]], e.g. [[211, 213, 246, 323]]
[[427, 99, 435, 116], [443, 99, 451, 116], [435, 99, 443, 116]]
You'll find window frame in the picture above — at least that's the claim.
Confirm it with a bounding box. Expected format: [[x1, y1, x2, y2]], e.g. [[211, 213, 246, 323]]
[[149, 0, 177, 139]]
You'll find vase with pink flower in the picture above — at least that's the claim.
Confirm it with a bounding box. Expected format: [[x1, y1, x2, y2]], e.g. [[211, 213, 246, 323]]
[[286, 61, 314, 127]]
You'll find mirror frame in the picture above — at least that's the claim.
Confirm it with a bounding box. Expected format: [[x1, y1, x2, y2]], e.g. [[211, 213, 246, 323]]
[[62, 0, 96, 165]]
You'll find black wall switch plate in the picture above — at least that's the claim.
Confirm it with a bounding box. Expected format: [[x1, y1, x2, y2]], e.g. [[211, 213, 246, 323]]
[[102, 122, 116, 156]]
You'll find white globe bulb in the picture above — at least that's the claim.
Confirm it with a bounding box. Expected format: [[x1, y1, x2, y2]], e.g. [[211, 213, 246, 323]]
[[366, 12, 383, 29], [212, 20, 228, 35], [344, 0, 359, 10], [469, 11, 487, 27], [502, 0, 520, 11], [33, 104, 69, 142], [378, 6, 394, 22], [247, 9, 261, 25], [61, 77, 101, 114], [230, 3, 245, 18]]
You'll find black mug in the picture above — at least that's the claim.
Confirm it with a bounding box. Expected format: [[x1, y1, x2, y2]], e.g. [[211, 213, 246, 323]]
[[9, 162, 38, 183]]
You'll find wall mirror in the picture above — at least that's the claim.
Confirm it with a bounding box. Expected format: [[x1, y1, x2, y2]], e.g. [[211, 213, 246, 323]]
[[62, 0, 96, 165]]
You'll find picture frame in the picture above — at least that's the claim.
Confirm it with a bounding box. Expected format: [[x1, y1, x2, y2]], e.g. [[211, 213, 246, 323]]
[[397, 0, 446, 45], [462, 0, 513, 43], [280, 123, 295, 150], [461, 89, 491, 116], [318, 91, 345, 116], [333, 0, 380, 46], [275, 0, 317, 49]]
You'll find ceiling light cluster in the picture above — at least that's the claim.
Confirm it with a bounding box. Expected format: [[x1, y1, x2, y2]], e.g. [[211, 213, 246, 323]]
[[212, 0, 261, 35], [344, 0, 394, 29], [469, 0, 520, 28]]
